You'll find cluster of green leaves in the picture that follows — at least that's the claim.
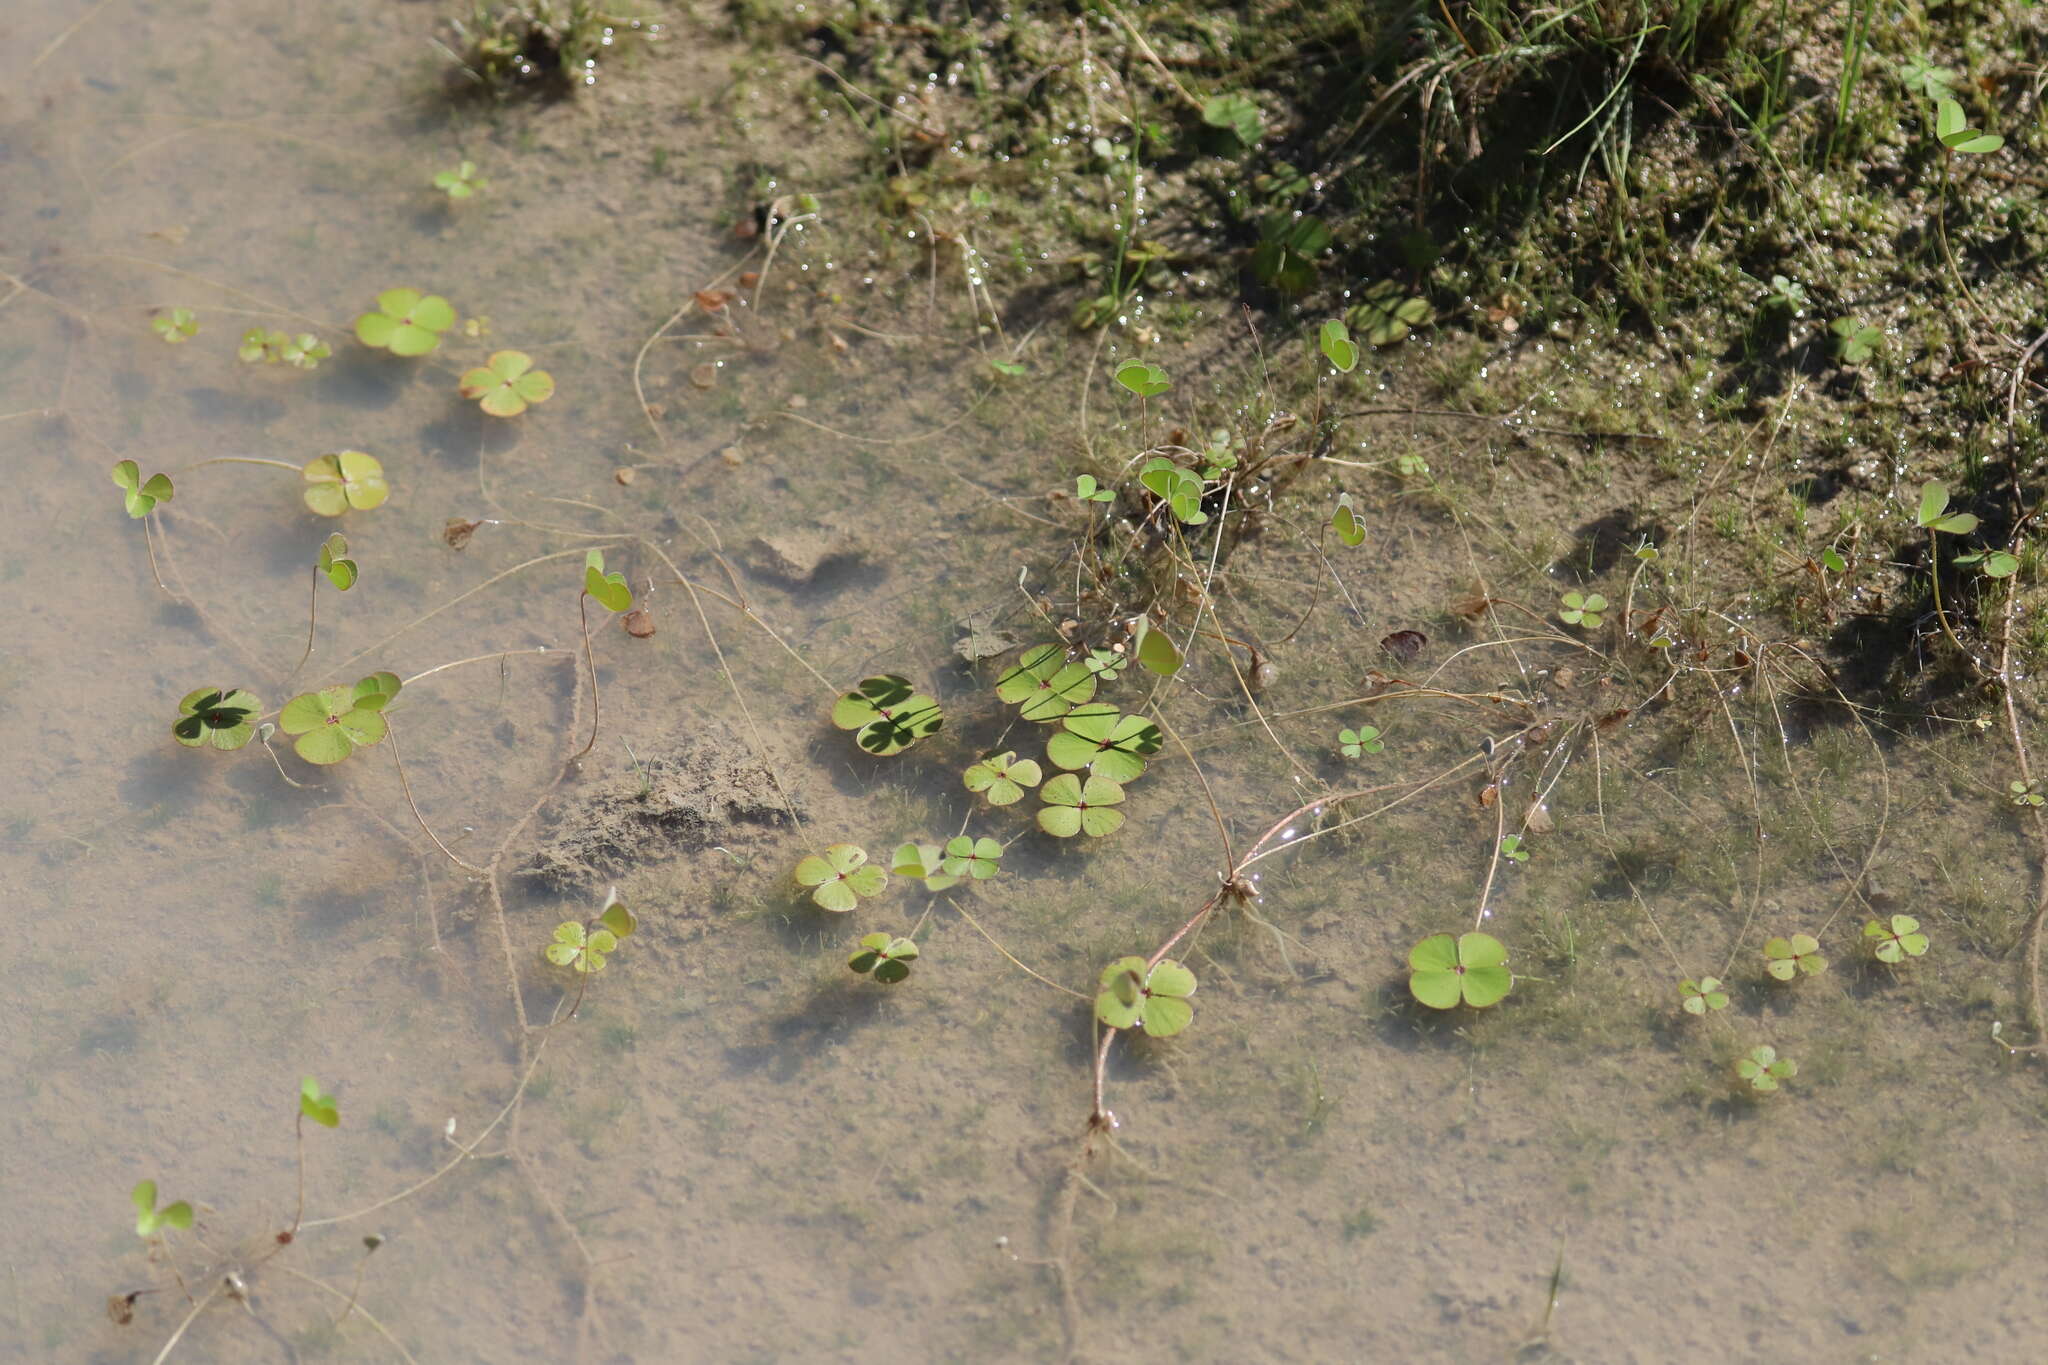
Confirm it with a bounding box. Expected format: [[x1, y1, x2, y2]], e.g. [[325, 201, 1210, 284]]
[[1337, 725, 1382, 758], [1038, 773, 1126, 838], [997, 644, 1098, 722], [848, 932, 919, 983], [1934, 97, 2002, 154], [1073, 474, 1115, 504], [1829, 317, 1881, 366], [831, 674, 943, 756], [1680, 976, 1729, 1014], [111, 460, 174, 518], [354, 288, 456, 357], [545, 892, 639, 972], [299, 1076, 340, 1129], [150, 308, 198, 343], [582, 549, 631, 612], [1253, 214, 1331, 293], [1407, 932, 1512, 1009], [964, 751, 1042, 806], [1499, 834, 1530, 863], [1139, 456, 1208, 525], [459, 350, 555, 417], [1764, 933, 1825, 980], [172, 687, 261, 751], [238, 329, 331, 370], [1737, 1045, 1796, 1093], [434, 160, 487, 199], [317, 533, 358, 591], [302, 451, 389, 516], [1045, 704, 1161, 782], [796, 843, 887, 912], [2012, 779, 2044, 808], [1113, 359, 1169, 398], [131, 1180, 192, 1238], [280, 671, 400, 765], [1863, 914, 1928, 964], [1559, 591, 1608, 628], [1331, 492, 1365, 547], [1347, 280, 1432, 346], [1094, 957, 1196, 1036]]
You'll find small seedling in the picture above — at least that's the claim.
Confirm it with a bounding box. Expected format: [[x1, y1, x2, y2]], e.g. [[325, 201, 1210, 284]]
[[964, 752, 1042, 806], [293, 533, 359, 672], [1736, 1045, 1796, 1093], [150, 308, 197, 343], [1045, 704, 1162, 782], [795, 844, 887, 912], [299, 1077, 339, 1129], [1113, 358, 1169, 397], [238, 328, 330, 369], [1073, 474, 1115, 504], [1347, 279, 1431, 346], [1337, 725, 1383, 758], [279, 672, 399, 765], [1083, 647, 1126, 681], [1407, 931, 1513, 1009], [1559, 591, 1608, 627], [1331, 493, 1364, 547], [1201, 92, 1261, 146], [848, 932, 919, 983], [1934, 97, 2003, 154], [2011, 780, 2044, 808], [1764, 933, 1826, 980], [1038, 773, 1127, 838], [353, 288, 456, 356], [1763, 274, 1809, 315], [940, 835, 1003, 881], [434, 160, 487, 198], [1395, 453, 1429, 478], [831, 674, 943, 755], [1318, 318, 1359, 373], [301, 451, 389, 516], [575, 550, 634, 758], [1139, 456, 1207, 525], [459, 350, 555, 417], [172, 687, 261, 751], [110, 460, 173, 518], [546, 922, 616, 973], [1829, 317, 1881, 366], [1915, 480, 1978, 535], [1094, 957, 1196, 1036], [1499, 833, 1530, 863], [131, 1181, 192, 1238], [1680, 976, 1730, 1015], [1864, 914, 1929, 963], [996, 644, 1098, 722]]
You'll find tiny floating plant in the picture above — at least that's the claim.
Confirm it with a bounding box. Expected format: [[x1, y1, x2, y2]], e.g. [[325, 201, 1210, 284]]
[[575, 550, 634, 759], [238, 329, 331, 370], [111, 460, 174, 518], [996, 643, 1098, 722], [130, 1180, 193, 1239], [939, 835, 1003, 882], [1094, 956, 1196, 1036], [1558, 591, 1607, 628], [1680, 976, 1730, 1015], [1045, 704, 1161, 782], [171, 687, 261, 752], [544, 888, 638, 1015], [353, 288, 456, 357], [302, 451, 390, 516], [1736, 1045, 1796, 1093], [1763, 933, 1826, 980], [295, 533, 358, 673], [458, 350, 555, 417], [279, 672, 398, 765], [1337, 725, 1383, 758], [830, 674, 943, 755], [433, 160, 487, 199], [149, 308, 197, 344], [963, 751, 1042, 807], [795, 843, 887, 912], [1407, 931, 1513, 1009], [1037, 773, 1126, 838], [848, 932, 919, 984], [1864, 914, 1929, 964], [892, 842, 961, 892]]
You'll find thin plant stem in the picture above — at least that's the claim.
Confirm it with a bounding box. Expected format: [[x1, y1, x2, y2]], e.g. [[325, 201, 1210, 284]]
[[171, 455, 301, 474], [1925, 529, 1981, 672], [150, 1280, 222, 1365], [574, 592, 600, 760], [293, 566, 318, 677], [385, 721, 486, 875], [142, 516, 170, 594]]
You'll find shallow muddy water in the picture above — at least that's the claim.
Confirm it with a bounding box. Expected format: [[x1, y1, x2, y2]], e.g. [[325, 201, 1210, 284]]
[[7, 5, 2048, 1364]]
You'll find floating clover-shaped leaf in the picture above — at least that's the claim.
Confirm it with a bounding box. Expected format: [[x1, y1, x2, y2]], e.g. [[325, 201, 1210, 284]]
[[172, 686, 261, 751], [1407, 932, 1513, 1009], [317, 533, 357, 591], [1347, 279, 1432, 346], [1764, 932, 1826, 980], [831, 674, 943, 755], [1113, 359, 1170, 397], [1139, 456, 1208, 525], [1201, 92, 1261, 146], [1864, 914, 1929, 964], [278, 675, 395, 765], [1680, 976, 1729, 1015], [239, 329, 331, 369], [353, 288, 456, 357], [1045, 704, 1161, 783], [940, 835, 1003, 881], [1037, 773, 1126, 838], [2011, 779, 2045, 807], [848, 932, 919, 984], [150, 308, 197, 343], [434, 160, 487, 199], [1319, 318, 1359, 373], [1934, 97, 2003, 154], [1499, 833, 1529, 863], [794, 843, 887, 912], [1736, 1045, 1796, 1093], [299, 1076, 339, 1128], [131, 1180, 193, 1238], [110, 460, 174, 518], [1083, 647, 1126, 682], [1915, 480, 1979, 535], [964, 751, 1042, 806], [1337, 725, 1382, 758], [1559, 591, 1608, 627], [1095, 956, 1196, 1036], [545, 920, 618, 972], [302, 451, 389, 516], [996, 644, 1098, 722], [459, 349, 556, 417], [1830, 317, 1881, 366], [1332, 492, 1365, 547], [1073, 474, 1115, 503], [891, 841, 961, 892]]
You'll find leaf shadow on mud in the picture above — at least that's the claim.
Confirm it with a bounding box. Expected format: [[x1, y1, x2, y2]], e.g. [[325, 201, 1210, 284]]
[[722, 979, 894, 1082]]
